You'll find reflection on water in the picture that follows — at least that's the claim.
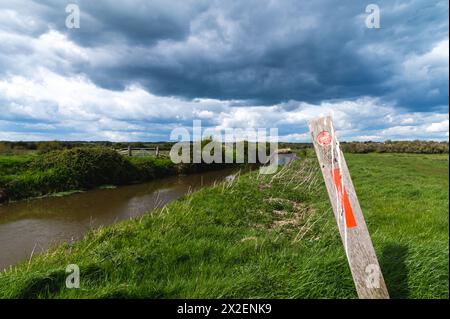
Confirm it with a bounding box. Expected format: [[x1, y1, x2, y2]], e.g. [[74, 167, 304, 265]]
[[0, 168, 237, 270]]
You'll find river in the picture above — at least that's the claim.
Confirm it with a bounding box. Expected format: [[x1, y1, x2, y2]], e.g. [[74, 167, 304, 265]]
[[0, 168, 237, 270]]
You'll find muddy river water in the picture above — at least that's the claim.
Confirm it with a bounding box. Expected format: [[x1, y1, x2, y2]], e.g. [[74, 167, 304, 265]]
[[0, 168, 237, 270]]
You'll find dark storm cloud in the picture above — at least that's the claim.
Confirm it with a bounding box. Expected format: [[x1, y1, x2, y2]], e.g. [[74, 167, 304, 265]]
[[0, 0, 448, 111], [1, 0, 207, 45]]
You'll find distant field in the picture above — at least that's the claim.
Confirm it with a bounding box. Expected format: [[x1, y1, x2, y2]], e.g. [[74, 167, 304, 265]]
[[0, 153, 448, 298]]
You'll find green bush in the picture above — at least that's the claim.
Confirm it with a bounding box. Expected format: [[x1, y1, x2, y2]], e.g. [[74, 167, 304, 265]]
[[30, 147, 135, 187], [1, 145, 241, 202], [36, 141, 64, 154], [128, 156, 176, 179], [2, 147, 176, 201]]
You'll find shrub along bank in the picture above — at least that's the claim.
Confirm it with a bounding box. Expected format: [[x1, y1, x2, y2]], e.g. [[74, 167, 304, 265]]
[[0, 147, 241, 203]]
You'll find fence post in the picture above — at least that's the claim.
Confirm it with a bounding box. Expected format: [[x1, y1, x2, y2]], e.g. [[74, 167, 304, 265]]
[[309, 116, 389, 299], [156, 146, 159, 157], [128, 145, 132, 157]]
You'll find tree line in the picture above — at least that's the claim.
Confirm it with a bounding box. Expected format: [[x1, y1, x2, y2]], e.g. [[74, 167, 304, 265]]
[[340, 140, 449, 154], [0, 141, 175, 154], [1, 140, 448, 155]]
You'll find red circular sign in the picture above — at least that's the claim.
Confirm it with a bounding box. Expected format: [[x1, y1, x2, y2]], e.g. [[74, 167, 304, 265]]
[[317, 131, 332, 146]]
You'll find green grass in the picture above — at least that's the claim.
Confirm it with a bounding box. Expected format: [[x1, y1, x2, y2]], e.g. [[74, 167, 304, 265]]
[[0, 154, 35, 177], [346, 153, 449, 298], [0, 153, 447, 298]]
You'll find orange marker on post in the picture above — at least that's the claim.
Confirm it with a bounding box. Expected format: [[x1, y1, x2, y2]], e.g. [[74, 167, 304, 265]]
[[309, 116, 389, 299], [331, 168, 357, 228]]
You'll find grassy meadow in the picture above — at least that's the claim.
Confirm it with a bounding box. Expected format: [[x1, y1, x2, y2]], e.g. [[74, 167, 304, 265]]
[[0, 152, 447, 298]]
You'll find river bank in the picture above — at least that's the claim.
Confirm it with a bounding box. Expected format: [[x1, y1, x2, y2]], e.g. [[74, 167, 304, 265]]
[[0, 168, 238, 270], [0, 147, 244, 203]]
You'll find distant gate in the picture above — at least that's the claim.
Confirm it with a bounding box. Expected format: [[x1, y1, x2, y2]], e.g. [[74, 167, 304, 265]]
[[116, 146, 159, 157]]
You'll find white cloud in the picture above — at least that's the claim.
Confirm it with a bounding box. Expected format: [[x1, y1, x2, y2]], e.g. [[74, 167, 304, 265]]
[[425, 120, 449, 133], [0, 30, 448, 143], [279, 133, 310, 142], [352, 135, 383, 142], [1, 66, 448, 141], [403, 39, 449, 81]]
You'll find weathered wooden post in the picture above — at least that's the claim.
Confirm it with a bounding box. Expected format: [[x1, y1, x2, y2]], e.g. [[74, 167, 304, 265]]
[[155, 146, 159, 157], [128, 145, 132, 157], [309, 116, 389, 299]]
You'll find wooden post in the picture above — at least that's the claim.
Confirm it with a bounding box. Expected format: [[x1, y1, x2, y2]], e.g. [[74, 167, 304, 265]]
[[155, 146, 159, 157], [128, 145, 132, 157], [309, 116, 389, 299]]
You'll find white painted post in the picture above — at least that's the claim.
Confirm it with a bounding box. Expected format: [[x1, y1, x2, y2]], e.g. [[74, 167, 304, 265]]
[[309, 116, 389, 299]]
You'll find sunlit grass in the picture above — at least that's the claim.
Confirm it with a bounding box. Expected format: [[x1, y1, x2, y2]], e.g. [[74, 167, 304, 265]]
[[0, 153, 447, 299]]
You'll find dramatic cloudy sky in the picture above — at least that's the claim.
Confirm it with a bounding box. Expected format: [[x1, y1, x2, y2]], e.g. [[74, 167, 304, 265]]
[[0, 0, 448, 141]]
